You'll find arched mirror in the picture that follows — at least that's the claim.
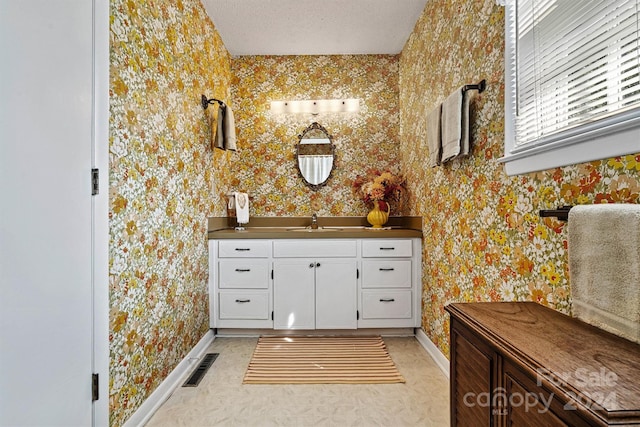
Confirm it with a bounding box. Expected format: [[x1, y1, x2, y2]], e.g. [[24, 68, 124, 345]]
[[296, 122, 335, 190]]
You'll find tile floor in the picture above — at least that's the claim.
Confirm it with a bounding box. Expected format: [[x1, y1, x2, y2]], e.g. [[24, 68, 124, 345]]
[[146, 336, 450, 427]]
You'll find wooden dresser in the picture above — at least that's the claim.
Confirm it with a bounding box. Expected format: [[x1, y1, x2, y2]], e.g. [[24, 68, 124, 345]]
[[445, 302, 640, 426]]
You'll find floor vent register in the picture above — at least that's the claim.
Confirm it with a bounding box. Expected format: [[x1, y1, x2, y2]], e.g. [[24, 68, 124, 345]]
[[182, 353, 219, 387]]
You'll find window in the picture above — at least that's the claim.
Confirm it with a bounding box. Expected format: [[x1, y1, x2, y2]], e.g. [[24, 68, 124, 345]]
[[501, 0, 640, 175]]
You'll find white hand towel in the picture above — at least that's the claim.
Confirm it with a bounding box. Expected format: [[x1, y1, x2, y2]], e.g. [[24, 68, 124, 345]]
[[234, 192, 249, 225], [223, 104, 237, 151], [441, 87, 463, 162], [568, 204, 640, 344], [427, 104, 442, 167]]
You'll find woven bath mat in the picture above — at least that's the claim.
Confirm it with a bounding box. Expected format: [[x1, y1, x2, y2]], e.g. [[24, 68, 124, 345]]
[[243, 336, 405, 384]]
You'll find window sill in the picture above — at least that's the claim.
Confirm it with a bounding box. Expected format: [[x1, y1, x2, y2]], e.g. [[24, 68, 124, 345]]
[[500, 125, 640, 176]]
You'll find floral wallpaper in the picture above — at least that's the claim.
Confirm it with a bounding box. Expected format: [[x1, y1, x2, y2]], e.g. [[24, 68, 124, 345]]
[[109, 0, 232, 425], [230, 55, 404, 217], [399, 0, 640, 357], [106, 0, 640, 422]]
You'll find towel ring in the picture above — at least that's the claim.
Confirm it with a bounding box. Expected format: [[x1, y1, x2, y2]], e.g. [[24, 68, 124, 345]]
[[201, 94, 224, 110]]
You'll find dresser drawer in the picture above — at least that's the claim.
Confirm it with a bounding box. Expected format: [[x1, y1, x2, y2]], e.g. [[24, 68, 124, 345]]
[[362, 260, 411, 288], [361, 239, 412, 257], [218, 291, 270, 319], [361, 290, 412, 319], [218, 260, 269, 289], [218, 240, 269, 258], [273, 240, 357, 258]]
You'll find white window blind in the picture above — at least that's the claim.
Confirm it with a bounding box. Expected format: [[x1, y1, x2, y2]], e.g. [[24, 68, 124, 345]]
[[501, 0, 640, 175]]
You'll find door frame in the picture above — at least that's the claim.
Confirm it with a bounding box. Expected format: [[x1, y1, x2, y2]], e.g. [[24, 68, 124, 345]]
[[93, 0, 110, 425]]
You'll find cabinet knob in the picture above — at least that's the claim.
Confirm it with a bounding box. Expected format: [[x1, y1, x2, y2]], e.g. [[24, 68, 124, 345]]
[[309, 263, 315, 268], [316, 262, 321, 267]]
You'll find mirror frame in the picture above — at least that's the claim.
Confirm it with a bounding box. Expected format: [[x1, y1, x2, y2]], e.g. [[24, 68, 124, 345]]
[[295, 122, 336, 191]]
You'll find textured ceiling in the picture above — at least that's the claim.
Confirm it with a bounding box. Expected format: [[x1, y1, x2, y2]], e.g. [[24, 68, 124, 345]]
[[200, 0, 429, 56]]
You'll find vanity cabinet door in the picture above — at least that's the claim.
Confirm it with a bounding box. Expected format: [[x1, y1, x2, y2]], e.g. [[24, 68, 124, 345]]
[[273, 259, 316, 330], [315, 259, 357, 329], [273, 258, 357, 330]]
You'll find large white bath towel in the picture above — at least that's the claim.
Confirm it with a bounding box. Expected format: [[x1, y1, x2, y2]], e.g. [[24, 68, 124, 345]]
[[568, 204, 640, 344]]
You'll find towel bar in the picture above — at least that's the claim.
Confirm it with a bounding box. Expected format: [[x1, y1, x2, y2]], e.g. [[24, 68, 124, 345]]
[[539, 205, 573, 221], [462, 79, 486, 94], [201, 94, 224, 110]]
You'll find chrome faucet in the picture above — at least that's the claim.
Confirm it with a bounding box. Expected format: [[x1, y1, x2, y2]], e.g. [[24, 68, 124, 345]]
[[310, 213, 318, 229]]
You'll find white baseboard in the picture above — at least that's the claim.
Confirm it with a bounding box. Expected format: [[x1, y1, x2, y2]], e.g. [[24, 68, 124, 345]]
[[215, 327, 415, 337], [415, 328, 450, 379], [123, 329, 215, 427]]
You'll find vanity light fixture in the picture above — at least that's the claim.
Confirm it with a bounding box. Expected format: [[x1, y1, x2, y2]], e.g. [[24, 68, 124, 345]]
[[270, 99, 360, 114]]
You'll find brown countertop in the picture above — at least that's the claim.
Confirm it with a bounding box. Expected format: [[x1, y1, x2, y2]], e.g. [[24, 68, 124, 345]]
[[207, 216, 422, 239]]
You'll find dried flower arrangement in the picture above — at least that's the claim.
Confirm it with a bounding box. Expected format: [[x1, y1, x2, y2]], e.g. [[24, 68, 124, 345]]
[[352, 169, 406, 213]]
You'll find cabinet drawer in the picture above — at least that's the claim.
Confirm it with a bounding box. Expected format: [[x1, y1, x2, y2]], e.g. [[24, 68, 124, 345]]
[[361, 290, 412, 319], [273, 240, 357, 258], [362, 260, 411, 288], [218, 260, 269, 289], [218, 240, 269, 258], [361, 239, 412, 257], [218, 291, 270, 319]]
